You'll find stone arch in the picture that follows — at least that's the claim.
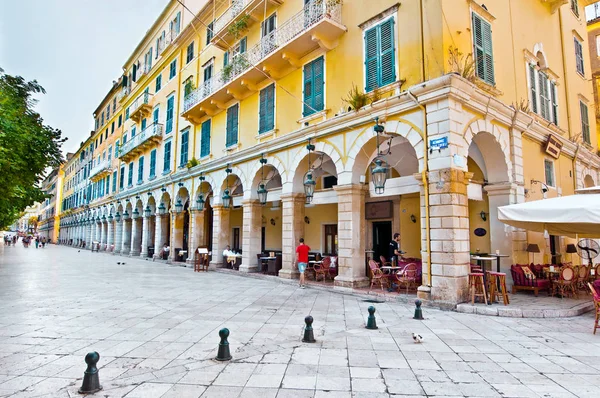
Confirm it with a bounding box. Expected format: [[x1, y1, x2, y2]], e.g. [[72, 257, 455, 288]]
[[584, 173, 596, 188], [214, 169, 244, 205], [146, 195, 157, 213], [246, 162, 284, 200], [285, 140, 343, 194], [245, 155, 287, 197], [175, 186, 190, 207], [158, 191, 171, 210], [194, 177, 215, 204], [462, 119, 512, 183]]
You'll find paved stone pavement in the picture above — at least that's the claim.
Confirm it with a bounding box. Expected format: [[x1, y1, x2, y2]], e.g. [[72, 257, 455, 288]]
[[1, 244, 600, 398]]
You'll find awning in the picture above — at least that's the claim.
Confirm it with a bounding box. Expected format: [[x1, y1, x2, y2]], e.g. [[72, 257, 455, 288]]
[[497, 193, 600, 238]]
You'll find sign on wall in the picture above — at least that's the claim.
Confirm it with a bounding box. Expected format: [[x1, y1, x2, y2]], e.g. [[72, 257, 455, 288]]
[[429, 136, 449, 151], [365, 201, 393, 219], [545, 134, 563, 159]]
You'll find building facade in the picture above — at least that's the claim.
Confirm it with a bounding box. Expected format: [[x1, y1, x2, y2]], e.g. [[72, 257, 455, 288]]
[[38, 167, 64, 243], [58, 0, 600, 305]]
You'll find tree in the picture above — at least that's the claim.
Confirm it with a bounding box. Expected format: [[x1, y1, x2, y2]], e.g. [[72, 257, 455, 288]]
[[0, 67, 65, 229]]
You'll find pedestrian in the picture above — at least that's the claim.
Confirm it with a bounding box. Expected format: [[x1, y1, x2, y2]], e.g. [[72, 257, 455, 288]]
[[35, 237, 39, 249], [41, 237, 46, 248], [295, 238, 310, 289], [388, 232, 403, 266]]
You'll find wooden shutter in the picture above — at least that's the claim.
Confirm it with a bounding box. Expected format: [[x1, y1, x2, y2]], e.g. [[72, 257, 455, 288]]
[[226, 104, 239, 147], [379, 19, 396, 86], [481, 18, 494, 84], [163, 142, 171, 171], [313, 57, 324, 113], [303, 61, 313, 116], [150, 150, 156, 177], [259, 84, 275, 133], [224, 51, 229, 67], [138, 157, 144, 182], [538, 72, 549, 121], [575, 38, 584, 75], [175, 12, 181, 34], [141, 118, 147, 131], [132, 63, 137, 82], [166, 96, 174, 133], [551, 82, 558, 125], [201, 120, 211, 157], [240, 37, 247, 53], [153, 108, 159, 124], [155, 38, 159, 58], [472, 13, 494, 85], [364, 26, 378, 92], [581, 101, 590, 144], [529, 64, 537, 114]]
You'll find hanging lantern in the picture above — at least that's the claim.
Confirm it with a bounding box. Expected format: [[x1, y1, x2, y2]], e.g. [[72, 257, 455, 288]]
[[304, 172, 316, 203], [96, 216, 101, 223], [107, 214, 114, 222], [257, 183, 268, 205], [144, 205, 152, 217], [132, 208, 140, 219], [196, 194, 205, 211], [174, 198, 184, 213], [122, 210, 130, 220], [158, 202, 166, 215], [371, 159, 388, 195], [115, 212, 121, 222], [222, 189, 232, 209], [101, 215, 107, 222]]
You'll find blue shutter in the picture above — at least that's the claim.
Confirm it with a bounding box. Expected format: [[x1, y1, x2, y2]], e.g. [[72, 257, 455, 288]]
[[138, 156, 144, 183], [240, 37, 247, 53], [112, 171, 117, 192], [472, 13, 494, 85], [155, 38, 160, 58], [163, 141, 171, 172], [226, 104, 239, 147], [259, 85, 268, 133], [364, 26, 378, 92], [259, 84, 275, 134], [141, 118, 147, 131], [224, 51, 229, 67], [313, 57, 324, 113], [379, 19, 395, 86], [303, 61, 313, 116], [166, 95, 174, 133], [119, 167, 124, 189], [131, 126, 136, 138], [156, 74, 162, 92], [148, 47, 153, 69], [175, 11, 181, 34], [201, 120, 211, 157], [153, 107, 159, 124], [180, 131, 189, 166], [150, 149, 156, 177], [128, 163, 133, 186], [529, 64, 537, 114]]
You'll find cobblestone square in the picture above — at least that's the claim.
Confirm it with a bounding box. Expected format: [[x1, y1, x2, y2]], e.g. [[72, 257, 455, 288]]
[[1, 245, 599, 397]]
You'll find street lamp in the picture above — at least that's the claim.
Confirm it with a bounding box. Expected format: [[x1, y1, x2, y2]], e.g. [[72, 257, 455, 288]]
[[122, 210, 130, 220], [144, 205, 152, 217], [158, 202, 166, 215], [196, 174, 206, 211], [114, 212, 121, 222], [132, 208, 140, 219], [223, 165, 232, 209], [107, 214, 114, 222], [174, 198, 184, 213], [304, 141, 316, 204], [370, 117, 390, 195], [257, 156, 268, 205]]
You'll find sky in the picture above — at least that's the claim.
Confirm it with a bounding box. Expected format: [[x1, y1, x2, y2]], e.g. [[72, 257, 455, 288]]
[[0, 0, 167, 156]]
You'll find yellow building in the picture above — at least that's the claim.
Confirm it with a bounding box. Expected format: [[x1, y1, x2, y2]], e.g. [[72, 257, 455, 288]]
[[38, 166, 64, 243], [59, 0, 600, 305]]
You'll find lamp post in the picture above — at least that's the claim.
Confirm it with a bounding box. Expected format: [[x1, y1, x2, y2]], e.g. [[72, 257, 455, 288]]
[[115, 212, 121, 222], [258, 156, 268, 205], [122, 210, 130, 220], [174, 199, 184, 213], [144, 206, 152, 217], [371, 117, 389, 195], [132, 208, 140, 219], [196, 174, 206, 211], [223, 165, 232, 209], [304, 142, 316, 204]]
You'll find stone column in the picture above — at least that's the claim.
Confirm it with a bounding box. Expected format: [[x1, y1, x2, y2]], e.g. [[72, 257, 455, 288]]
[[279, 194, 305, 279], [169, 212, 184, 262], [417, 169, 471, 304], [186, 209, 199, 266], [210, 205, 230, 269], [86, 222, 93, 250], [100, 221, 107, 250], [140, 215, 150, 258], [240, 200, 262, 272], [121, 219, 131, 255], [333, 184, 368, 289], [114, 219, 123, 254], [107, 220, 114, 251], [130, 217, 141, 256], [95, 221, 101, 245], [154, 213, 164, 259]]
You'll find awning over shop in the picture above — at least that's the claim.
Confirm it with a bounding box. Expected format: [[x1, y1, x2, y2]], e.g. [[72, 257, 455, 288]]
[[497, 193, 600, 238]]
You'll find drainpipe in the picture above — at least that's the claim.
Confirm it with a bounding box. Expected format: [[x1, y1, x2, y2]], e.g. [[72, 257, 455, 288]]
[[558, 8, 573, 140], [407, 89, 432, 287], [573, 143, 581, 192]]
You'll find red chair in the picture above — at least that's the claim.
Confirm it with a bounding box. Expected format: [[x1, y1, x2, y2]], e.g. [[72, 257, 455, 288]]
[[368, 259, 388, 291], [315, 256, 331, 281], [394, 263, 418, 294], [552, 266, 577, 298], [587, 282, 600, 334], [380, 255, 392, 267]]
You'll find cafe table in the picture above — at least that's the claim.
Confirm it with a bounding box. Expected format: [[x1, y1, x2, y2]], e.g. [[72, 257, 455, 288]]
[[471, 255, 495, 305]]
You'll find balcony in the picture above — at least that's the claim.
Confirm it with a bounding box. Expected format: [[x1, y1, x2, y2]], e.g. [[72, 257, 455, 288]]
[[89, 159, 112, 182], [129, 92, 152, 123], [183, 0, 345, 122], [118, 123, 163, 163], [157, 29, 178, 56], [212, 0, 284, 51], [117, 86, 130, 103]]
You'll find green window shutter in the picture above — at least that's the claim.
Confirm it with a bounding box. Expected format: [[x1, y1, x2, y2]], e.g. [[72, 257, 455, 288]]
[[153, 108, 159, 124], [575, 38, 584, 75], [259, 85, 268, 133], [128, 163, 133, 186], [156, 74, 162, 92], [180, 131, 189, 166], [266, 84, 275, 132], [141, 118, 147, 131], [379, 19, 396, 86], [538, 72, 549, 121], [259, 84, 275, 133], [313, 57, 324, 113], [240, 37, 247, 53], [551, 82, 558, 125], [364, 26, 378, 92], [481, 19, 494, 84], [303, 61, 314, 116], [166, 95, 174, 133], [224, 51, 229, 67], [150, 149, 156, 177], [226, 104, 239, 147], [581, 101, 590, 144], [163, 141, 171, 172], [472, 13, 494, 85], [138, 156, 144, 183], [529, 64, 537, 114], [201, 120, 211, 157], [112, 171, 117, 192]]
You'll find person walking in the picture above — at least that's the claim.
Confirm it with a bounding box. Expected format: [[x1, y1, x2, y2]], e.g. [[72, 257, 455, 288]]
[[295, 238, 310, 289], [41, 237, 46, 248], [388, 233, 402, 265], [34, 237, 39, 249]]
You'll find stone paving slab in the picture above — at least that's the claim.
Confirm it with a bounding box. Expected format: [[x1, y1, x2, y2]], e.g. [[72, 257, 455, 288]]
[[0, 244, 599, 398]]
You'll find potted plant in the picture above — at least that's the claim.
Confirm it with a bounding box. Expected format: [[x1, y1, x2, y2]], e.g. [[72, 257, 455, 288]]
[[186, 157, 200, 169], [228, 14, 250, 39], [342, 83, 370, 112]]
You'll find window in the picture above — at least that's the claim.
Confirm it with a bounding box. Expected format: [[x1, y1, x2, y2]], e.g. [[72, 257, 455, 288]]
[[580, 101, 590, 144], [131, 126, 136, 138], [303, 56, 324, 116], [528, 64, 558, 125], [118, 114, 122, 127], [259, 84, 275, 133], [105, 175, 110, 195], [155, 74, 162, 92], [184, 78, 194, 97], [137, 156, 144, 184], [169, 59, 177, 79], [153, 106, 159, 125], [166, 95, 174, 133], [544, 159, 555, 188], [364, 18, 396, 92], [112, 171, 117, 192], [324, 224, 338, 255], [226, 104, 239, 147], [108, 145, 112, 161], [125, 107, 130, 120], [100, 134, 103, 144], [106, 105, 110, 120], [574, 37, 584, 76], [206, 21, 214, 44], [150, 149, 157, 178], [119, 166, 125, 189], [170, 11, 181, 36], [204, 62, 213, 82], [112, 98, 116, 113], [323, 175, 338, 189], [180, 129, 189, 167], [571, 0, 579, 17], [127, 162, 134, 187], [472, 13, 495, 85], [101, 112, 104, 126], [141, 118, 147, 131], [163, 141, 172, 173], [186, 41, 194, 63], [201, 119, 211, 158], [115, 140, 120, 158], [225, 37, 247, 66]]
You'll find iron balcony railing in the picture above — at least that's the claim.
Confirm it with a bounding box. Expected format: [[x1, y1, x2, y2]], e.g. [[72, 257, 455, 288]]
[[89, 159, 111, 179], [117, 86, 131, 102], [118, 123, 163, 158], [213, 0, 250, 35], [184, 0, 341, 114], [157, 29, 178, 56], [129, 91, 151, 115]]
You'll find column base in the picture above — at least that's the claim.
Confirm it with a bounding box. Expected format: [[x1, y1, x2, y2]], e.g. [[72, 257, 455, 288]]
[[140, 251, 148, 258], [210, 261, 226, 269], [417, 285, 432, 301], [122, 249, 130, 255], [278, 268, 299, 279], [333, 276, 369, 289], [239, 264, 258, 273], [130, 251, 140, 257]]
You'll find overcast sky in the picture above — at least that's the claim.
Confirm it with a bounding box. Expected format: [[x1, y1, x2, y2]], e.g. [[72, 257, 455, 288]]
[[0, 0, 167, 155]]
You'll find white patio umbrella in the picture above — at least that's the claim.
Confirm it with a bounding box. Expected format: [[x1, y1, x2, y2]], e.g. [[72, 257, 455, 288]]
[[497, 193, 600, 238]]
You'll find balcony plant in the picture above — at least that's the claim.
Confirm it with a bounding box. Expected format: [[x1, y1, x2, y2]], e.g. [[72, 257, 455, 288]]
[[447, 46, 475, 82], [342, 83, 370, 112], [220, 55, 250, 83], [228, 14, 250, 39], [186, 157, 200, 169]]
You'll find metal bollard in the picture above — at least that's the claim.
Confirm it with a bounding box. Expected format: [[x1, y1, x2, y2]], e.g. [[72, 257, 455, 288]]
[[366, 306, 378, 330], [302, 315, 316, 343], [413, 299, 424, 320], [215, 328, 232, 361], [78, 352, 102, 394]]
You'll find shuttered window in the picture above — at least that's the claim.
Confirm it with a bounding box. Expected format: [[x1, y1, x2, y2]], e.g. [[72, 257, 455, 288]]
[[259, 84, 275, 134], [112, 171, 117, 192], [538, 72, 550, 121], [364, 18, 396, 92], [180, 130, 189, 167], [206, 22, 214, 44], [226, 104, 239, 147], [574, 37, 584, 76], [128, 162, 134, 187], [150, 149, 157, 178], [169, 59, 177, 79], [551, 82, 558, 125], [163, 141, 172, 172], [529, 65, 559, 125], [119, 166, 125, 189], [544, 159, 555, 187], [138, 156, 144, 184], [155, 74, 162, 92], [186, 42, 194, 64], [153, 107, 159, 125], [529, 65, 537, 114], [472, 13, 495, 85], [201, 119, 211, 158], [580, 101, 590, 144], [303, 56, 324, 116], [166, 95, 174, 133]]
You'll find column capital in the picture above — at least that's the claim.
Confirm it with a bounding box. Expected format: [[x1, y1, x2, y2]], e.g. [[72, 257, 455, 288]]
[[241, 199, 261, 207], [484, 182, 518, 196], [333, 183, 368, 196], [280, 193, 306, 202]]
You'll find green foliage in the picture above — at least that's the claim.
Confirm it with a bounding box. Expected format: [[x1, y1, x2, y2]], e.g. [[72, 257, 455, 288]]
[[227, 14, 250, 39], [0, 67, 65, 229], [447, 46, 475, 82], [220, 56, 250, 82], [186, 157, 199, 169], [342, 83, 370, 111]]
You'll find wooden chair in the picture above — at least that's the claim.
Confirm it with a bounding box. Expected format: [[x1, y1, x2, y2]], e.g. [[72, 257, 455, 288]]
[[315, 256, 332, 281], [595, 264, 600, 281], [552, 265, 577, 298], [469, 273, 487, 305], [380, 255, 392, 267], [368, 259, 388, 291], [394, 263, 418, 294], [587, 283, 600, 334], [487, 271, 510, 305], [577, 265, 590, 291]]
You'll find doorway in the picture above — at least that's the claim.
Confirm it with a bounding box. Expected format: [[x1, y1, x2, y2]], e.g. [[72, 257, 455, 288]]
[[549, 235, 560, 265], [183, 202, 190, 252], [261, 227, 266, 253], [372, 221, 392, 262]]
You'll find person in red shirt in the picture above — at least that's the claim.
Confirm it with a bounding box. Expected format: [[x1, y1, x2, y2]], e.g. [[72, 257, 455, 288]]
[[296, 238, 310, 288]]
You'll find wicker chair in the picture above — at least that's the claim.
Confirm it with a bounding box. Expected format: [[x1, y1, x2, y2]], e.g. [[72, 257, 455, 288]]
[[315, 256, 332, 281], [552, 266, 577, 298], [587, 282, 600, 335], [577, 265, 590, 291], [380, 255, 392, 267], [394, 263, 418, 294], [368, 259, 388, 291]]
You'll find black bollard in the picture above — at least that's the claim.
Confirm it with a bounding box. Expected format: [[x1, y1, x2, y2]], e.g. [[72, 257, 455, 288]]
[[413, 299, 424, 320], [366, 306, 378, 329], [215, 328, 232, 361], [302, 315, 316, 343], [78, 351, 102, 394]]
